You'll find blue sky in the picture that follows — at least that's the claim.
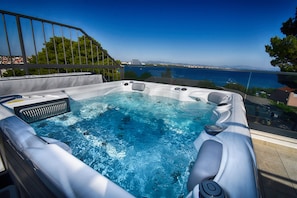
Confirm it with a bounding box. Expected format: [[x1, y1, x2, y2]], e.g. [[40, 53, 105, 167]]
[[0, 0, 296, 70]]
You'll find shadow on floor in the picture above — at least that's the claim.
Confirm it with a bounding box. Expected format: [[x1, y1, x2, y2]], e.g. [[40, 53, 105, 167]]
[[258, 169, 297, 198]]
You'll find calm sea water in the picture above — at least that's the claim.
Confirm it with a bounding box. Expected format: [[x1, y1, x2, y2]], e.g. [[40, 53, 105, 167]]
[[125, 66, 285, 88]]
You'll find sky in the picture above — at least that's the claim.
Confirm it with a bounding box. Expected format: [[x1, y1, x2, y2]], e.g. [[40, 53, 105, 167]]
[[0, 0, 296, 70]]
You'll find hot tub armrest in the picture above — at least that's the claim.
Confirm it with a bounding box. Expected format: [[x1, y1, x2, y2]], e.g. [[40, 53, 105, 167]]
[[187, 139, 223, 191], [25, 144, 134, 198]]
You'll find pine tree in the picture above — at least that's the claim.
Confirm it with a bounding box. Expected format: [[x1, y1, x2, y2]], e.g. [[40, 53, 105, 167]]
[[265, 8, 297, 72]]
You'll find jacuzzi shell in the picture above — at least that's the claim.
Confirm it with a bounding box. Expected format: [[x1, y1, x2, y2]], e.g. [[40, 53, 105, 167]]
[[0, 80, 260, 198]]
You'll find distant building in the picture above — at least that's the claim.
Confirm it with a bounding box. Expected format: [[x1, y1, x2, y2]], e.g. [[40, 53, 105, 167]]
[[121, 61, 130, 65], [131, 59, 142, 65], [0, 55, 24, 64], [287, 91, 297, 107], [270, 87, 297, 107], [121, 59, 145, 65]]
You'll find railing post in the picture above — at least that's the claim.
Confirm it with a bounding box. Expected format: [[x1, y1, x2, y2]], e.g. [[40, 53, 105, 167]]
[[52, 24, 59, 66], [16, 15, 28, 74], [245, 72, 252, 100], [120, 67, 124, 80], [30, 19, 38, 64], [42, 22, 49, 65], [77, 32, 82, 67], [61, 27, 67, 66], [70, 29, 75, 65], [84, 35, 87, 65], [2, 13, 12, 65]]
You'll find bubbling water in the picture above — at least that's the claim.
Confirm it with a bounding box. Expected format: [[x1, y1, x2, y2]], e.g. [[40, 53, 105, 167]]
[[31, 92, 216, 197]]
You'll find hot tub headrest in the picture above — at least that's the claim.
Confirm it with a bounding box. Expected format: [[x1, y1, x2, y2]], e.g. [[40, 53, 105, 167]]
[[187, 139, 223, 191], [0, 116, 71, 153], [132, 83, 145, 91], [208, 92, 230, 105]]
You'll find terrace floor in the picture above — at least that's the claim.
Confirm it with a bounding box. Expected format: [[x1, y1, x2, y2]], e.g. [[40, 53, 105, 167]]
[[251, 129, 297, 198]]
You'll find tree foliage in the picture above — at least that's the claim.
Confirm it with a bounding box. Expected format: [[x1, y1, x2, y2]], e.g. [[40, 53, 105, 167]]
[[30, 36, 111, 65], [265, 8, 297, 72], [161, 68, 172, 78], [196, 80, 217, 89], [124, 71, 152, 80], [124, 71, 138, 79]]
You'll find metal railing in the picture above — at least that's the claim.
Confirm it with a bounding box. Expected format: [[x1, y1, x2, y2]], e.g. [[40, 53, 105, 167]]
[[0, 10, 123, 81]]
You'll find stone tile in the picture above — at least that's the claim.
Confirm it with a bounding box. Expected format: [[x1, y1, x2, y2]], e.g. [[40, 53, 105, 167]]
[[255, 149, 280, 166], [276, 147, 297, 191], [253, 138, 297, 198], [254, 146, 288, 178], [280, 153, 297, 190], [253, 141, 279, 160], [279, 154, 297, 178]]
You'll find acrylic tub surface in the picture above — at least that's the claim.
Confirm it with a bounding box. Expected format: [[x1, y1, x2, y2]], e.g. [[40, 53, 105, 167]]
[[0, 80, 260, 198]]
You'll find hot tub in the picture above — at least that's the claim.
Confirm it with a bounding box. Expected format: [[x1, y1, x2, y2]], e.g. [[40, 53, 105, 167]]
[[0, 80, 260, 198]]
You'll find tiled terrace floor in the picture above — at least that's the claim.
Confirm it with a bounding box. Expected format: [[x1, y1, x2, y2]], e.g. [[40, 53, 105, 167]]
[[251, 129, 297, 198]]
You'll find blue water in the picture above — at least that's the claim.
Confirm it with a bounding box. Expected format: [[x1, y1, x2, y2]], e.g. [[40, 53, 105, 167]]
[[125, 66, 285, 88], [31, 92, 216, 197]]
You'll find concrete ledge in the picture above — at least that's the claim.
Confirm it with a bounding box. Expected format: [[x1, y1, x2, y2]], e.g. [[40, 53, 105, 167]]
[[250, 129, 297, 150]]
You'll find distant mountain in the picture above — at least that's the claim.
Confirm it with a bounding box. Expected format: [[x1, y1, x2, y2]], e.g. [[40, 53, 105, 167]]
[[144, 60, 177, 65], [143, 60, 209, 67], [223, 65, 280, 71], [126, 59, 279, 71]]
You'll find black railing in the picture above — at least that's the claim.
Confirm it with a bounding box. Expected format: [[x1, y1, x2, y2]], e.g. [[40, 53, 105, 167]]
[[0, 10, 123, 81]]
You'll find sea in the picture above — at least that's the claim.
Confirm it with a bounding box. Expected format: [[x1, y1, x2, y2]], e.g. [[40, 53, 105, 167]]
[[124, 65, 295, 89]]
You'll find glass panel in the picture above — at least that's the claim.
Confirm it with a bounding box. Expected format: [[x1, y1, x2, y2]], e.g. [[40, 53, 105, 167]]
[[124, 65, 297, 138]]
